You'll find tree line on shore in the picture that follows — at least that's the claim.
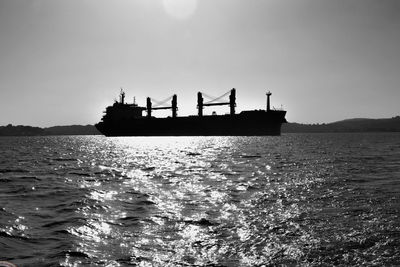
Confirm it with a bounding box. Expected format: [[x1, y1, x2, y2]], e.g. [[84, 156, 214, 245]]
[[0, 124, 99, 136]]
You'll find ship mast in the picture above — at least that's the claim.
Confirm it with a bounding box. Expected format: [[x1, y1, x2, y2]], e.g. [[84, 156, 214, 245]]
[[120, 88, 125, 104], [266, 91, 271, 112]]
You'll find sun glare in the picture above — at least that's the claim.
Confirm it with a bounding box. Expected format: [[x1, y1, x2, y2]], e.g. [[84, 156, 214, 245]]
[[162, 0, 197, 20]]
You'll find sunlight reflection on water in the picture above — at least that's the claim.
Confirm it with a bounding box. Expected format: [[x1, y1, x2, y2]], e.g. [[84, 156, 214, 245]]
[[61, 136, 323, 266], [1, 134, 399, 266]]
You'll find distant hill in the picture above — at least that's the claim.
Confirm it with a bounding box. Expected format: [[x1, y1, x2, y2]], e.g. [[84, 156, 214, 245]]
[[0, 124, 46, 136], [0, 124, 100, 136], [282, 116, 400, 133], [44, 125, 100, 135]]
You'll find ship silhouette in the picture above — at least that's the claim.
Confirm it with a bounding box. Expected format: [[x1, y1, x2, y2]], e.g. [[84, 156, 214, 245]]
[[95, 88, 287, 136]]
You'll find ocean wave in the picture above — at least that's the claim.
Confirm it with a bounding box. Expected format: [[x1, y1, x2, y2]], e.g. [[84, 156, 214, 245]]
[[0, 134, 399, 266]]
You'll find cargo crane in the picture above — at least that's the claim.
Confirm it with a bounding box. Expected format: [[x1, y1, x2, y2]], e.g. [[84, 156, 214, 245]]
[[146, 95, 178, 118], [197, 88, 236, 117]]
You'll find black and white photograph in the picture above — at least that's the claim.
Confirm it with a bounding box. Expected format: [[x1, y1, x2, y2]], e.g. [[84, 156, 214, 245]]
[[0, 0, 399, 266]]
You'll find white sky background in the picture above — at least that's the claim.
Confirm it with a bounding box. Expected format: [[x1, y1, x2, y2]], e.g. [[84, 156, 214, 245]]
[[0, 0, 399, 127]]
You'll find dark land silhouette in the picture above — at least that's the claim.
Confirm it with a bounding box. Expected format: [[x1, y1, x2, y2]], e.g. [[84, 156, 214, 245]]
[[45, 125, 101, 135], [282, 116, 400, 133], [0, 124, 100, 136], [1, 116, 399, 136]]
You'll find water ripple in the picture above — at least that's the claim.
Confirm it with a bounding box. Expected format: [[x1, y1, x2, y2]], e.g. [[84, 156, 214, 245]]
[[0, 134, 399, 266]]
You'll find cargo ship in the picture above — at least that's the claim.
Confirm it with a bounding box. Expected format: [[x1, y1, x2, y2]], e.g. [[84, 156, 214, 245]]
[[95, 88, 287, 136]]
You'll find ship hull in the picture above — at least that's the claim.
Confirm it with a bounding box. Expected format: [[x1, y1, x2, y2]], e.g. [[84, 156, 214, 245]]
[[95, 110, 287, 136]]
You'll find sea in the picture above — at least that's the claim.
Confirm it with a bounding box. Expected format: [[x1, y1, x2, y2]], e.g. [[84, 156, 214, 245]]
[[0, 133, 399, 267]]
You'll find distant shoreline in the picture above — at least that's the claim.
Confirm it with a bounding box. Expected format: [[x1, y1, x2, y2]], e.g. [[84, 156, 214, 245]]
[[0, 125, 100, 136], [282, 116, 400, 133], [1, 116, 399, 136]]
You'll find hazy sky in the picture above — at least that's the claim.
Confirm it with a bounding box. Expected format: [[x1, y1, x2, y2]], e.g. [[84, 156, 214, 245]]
[[1, 0, 399, 127]]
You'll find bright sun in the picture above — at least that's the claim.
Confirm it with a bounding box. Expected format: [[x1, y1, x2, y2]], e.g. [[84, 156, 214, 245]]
[[162, 0, 197, 20]]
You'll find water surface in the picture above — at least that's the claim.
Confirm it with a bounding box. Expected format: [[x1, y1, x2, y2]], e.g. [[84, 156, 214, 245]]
[[0, 133, 399, 266]]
